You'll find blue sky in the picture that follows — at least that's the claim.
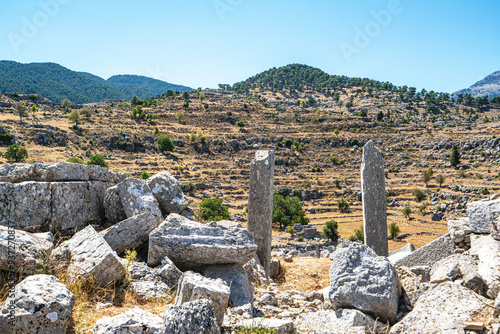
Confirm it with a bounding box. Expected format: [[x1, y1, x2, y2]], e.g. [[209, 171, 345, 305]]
[[1, 0, 499, 92]]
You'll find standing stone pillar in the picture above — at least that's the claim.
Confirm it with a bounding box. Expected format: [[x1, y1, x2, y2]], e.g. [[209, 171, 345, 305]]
[[361, 140, 388, 256], [248, 150, 275, 274]]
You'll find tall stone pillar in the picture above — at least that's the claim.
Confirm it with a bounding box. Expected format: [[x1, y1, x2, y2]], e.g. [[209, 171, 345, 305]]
[[361, 140, 388, 256], [248, 150, 275, 274]]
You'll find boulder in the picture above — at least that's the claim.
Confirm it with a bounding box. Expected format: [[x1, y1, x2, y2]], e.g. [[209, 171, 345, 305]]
[[0, 226, 53, 274], [147, 214, 257, 268], [52, 225, 125, 286], [390, 282, 492, 333], [175, 271, 230, 326], [469, 235, 500, 298], [4, 181, 51, 230], [296, 309, 384, 334], [100, 212, 159, 254], [130, 280, 170, 300], [156, 256, 183, 288], [50, 181, 109, 232], [163, 299, 221, 334], [116, 178, 162, 222], [0, 275, 74, 334], [388, 243, 415, 264], [243, 254, 272, 286], [429, 254, 484, 295], [146, 171, 191, 214], [467, 198, 500, 233], [270, 258, 281, 278], [395, 234, 455, 268], [103, 185, 127, 225], [238, 318, 295, 334], [447, 218, 472, 243], [203, 265, 253, 310], [93, 308, 165, 334], [328, 241, 401, 323]]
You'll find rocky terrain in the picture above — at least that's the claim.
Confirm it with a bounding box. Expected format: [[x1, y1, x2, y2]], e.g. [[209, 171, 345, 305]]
[[455, 71, 500, 99], [1, 84, 500, 333]]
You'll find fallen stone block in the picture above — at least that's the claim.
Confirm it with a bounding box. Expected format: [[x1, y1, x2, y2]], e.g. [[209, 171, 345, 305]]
[[467, 198, 500, 233], [395, 234, 455, 268], [116, 178, 162, 222], [93, 308, 165, 334], [163, 299, 221, 334], [146, 171, 191, 214]]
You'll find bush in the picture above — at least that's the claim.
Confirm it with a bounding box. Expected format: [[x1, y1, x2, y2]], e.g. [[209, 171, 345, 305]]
[[154, 127, 159, 135], [237, 120, 245, 127], [334, 179, 340, 188], [156, 134, 175, 152], [199, 135, 207, 144], [296, 236, 304, 242], [0, 133, 13, 143], [350, 228, 364, 242], [337, 198, 350, 213], [322, 220, 339, 242], [87, 154, 108, 168], [272, 193, 309, 230], [435, 174, 445, 187], [330, 156, 340, 165], [284, 139, 292, 148], [189, 132, 196, 142], [226, 111, 233, 116], [389, 222, 400, 239], [5, 144, 28, 162], [140, 170, 150, 180], [481, 187, 490, 195], [402, 207, 411, 218], [422, 167, 434, 185], [199, 198, 230, 222], [180, 182, 195, 193], [67, 157, 84, 164], [411, 188, 426, 202]]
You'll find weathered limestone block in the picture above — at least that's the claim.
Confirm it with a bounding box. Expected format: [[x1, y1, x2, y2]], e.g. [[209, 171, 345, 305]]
[[0, 163, 48, 183], [103, 185, 127, 224], [203, 264, 254, 309], [388, 243, 415, 264], [328, 241, 401, 323], [146, 171, 191, 214], [296, 309, 384, 334], [52, 225, 125, 286], [116, 178, 162, 222], [148, 214, 257, 268], [467, 198, 500, 233], [175, 271, 230, 326], [448, 218, 472, 243], [163, 299, 221, 334], [93, 308, 165, 334], [390, 282, 492, 334], [248, 150, 275, 273], [100, 212, 158, 254], [8, 181, 51, 230], [0, 275, 74, 334], [469, 235, 500, 298], [0, 226, 53, 274], [361, 140, 388, 256], [395, 234, 456, 268]]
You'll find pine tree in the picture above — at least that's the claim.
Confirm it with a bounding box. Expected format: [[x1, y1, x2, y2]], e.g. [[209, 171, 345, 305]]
[[450, 145, 460, 167]]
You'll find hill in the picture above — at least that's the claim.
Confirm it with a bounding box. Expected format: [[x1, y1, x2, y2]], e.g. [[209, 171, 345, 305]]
[[229, 63, 398, 94], [0, 61, 193, 104], [107, 75, 192, 99], [454, 71, 500, 98]]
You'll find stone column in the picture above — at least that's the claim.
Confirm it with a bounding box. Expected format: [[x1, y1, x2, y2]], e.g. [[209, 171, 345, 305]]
[[361, 140, 388, 256], [248, 150, 275, 274]]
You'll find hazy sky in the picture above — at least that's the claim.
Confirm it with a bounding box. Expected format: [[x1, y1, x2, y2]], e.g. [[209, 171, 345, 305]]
[[1, 0, 499, 92]]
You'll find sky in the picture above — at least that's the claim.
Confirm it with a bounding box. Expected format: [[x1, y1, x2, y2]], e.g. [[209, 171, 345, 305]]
[[0, 0, 499, 93]]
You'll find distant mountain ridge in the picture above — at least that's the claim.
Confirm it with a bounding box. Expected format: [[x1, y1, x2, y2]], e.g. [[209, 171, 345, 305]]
[[454, 71, 500, 98], [0, 61, 193, 104]]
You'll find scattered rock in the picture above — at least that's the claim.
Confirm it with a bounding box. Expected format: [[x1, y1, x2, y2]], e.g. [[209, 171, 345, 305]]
[[163, 299, 221, 334], [237, 318, 295, 334], [146, 171, 191, 214], [93, 308, 166, 334], [469, 235, 500, 298], [296, 309, 384, 334]]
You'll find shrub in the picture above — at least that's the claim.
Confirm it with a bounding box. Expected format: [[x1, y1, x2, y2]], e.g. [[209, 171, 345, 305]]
[[284, 139, 292, 148], [154, 126, 159, 135], [156, 134, 175, 152], [334, 179, 340, 188], [350, 228, 364, 242], [199, 135, 207, 144], [87, 154, 108, 168], [481, 187, 490, 195], [272, 193, 309, 230], [287, 226, 294, 235], [176, 111, 185, 121], [389, 222, 400, 239], [322, 220, 339, 242], [330, 156, 340, 165], [189, 132, 196, 142], [0, 133, 13, 143], [226, 111, 233, 116], [67, 157, 84, 164], [204, 103, 209, 109], [457, 170, 466, 178], [411, 188, 426, 202], [237, 120, 245, 127], [337, 198, 350, 213], [198, 198, 230, 222], [296, 236, 304, 242], [5, 144, 28, 162], [435, 174, 446, 187], [450, 145, 460, 167], [422, 167, 434, 185], [140, 170, 150, 180], [402, 207, 412, 218], [180, 182, 195, 193]]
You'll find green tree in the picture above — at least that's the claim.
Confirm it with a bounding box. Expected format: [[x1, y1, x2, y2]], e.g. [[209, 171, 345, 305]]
[[237, 120, 245, 127], [402, 207, 412, 218], [5, 144, 28, 162], [198, 93, 205, 102], [87, 154, 108, 168], [435, 174, 446, 187], [272, 193, 309, 230], [199, 198, 230, 222], [140, 170, 150, 179], [377, 110, 384, 122], [182, 92, 190, 100], [61, 99, 71, 112], [389, 222, 400, 239], [422, 167, 434, 186], [337, 198, 350, 213], [130, 95, 141, 106], [16, 103, 27, 123], [156, 134, 175, 152], [68, 110, 82, 128], [322, 220, 339, 242], [411, 188, 426, 202], [450, 145, 460, 167]]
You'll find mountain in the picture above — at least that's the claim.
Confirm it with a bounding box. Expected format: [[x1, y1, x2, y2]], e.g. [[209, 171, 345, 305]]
[[0, 61, 193, 104], [107, 75, 192, 99], [230, 64, 397, 93], [454, 71, 500, 98]]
